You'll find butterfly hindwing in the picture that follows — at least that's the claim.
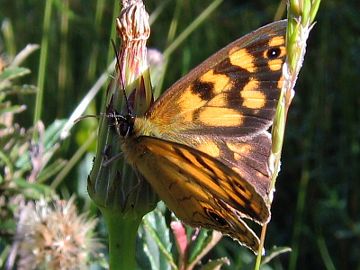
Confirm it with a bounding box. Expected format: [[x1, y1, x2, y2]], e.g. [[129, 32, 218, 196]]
[[187, 131, 273, 198], [126, 136, 268, 252]]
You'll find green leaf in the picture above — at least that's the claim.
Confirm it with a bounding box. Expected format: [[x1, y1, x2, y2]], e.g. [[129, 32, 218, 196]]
[[261, 246, 292, 265], [0, 242, 11, 269], [0, 104, 26, 115], [37, 159, 67, 183], [0, 150, 13, 178], [271, 97, 286, 154], [0, 219, 16, 233], [309, 0, 321, 23], [43, 119, 67, 149], [200, 257, 230, 270], [2, 84, 37, 95], [187, 228, 211, 264], [0, 67, 30, 82], [139, 207, 176, 270], [15, 119, 67, 169], [13, 177, 53, 199]]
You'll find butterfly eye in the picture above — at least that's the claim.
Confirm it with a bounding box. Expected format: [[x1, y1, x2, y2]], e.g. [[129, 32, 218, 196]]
[[205, 208, 227, 226], [118, 114, 135, 137], [119, 120, 130, 137], [266, 47, 281, 59]]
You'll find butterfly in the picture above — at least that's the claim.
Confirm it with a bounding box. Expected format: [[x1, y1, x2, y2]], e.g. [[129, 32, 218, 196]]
[[113, 20, 287, 253]]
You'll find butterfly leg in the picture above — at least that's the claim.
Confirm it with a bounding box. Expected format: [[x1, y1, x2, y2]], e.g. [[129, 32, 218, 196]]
[[102, 151, 124, 167]]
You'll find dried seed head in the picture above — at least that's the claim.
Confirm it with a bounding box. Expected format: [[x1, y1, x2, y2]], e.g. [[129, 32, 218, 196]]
[[13, 198, 102, 270], [116, 0, 150, 87], [117, 0, 150, 43]]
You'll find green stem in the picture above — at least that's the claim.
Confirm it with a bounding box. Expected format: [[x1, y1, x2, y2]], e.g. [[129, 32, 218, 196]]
[[289, 166, 310, 270], [103, 209, 141, 270], [33, 0, 53, 138], [316, 231, 336, 270], [58, 0, 69, 116], [106, 1, 120, 64]]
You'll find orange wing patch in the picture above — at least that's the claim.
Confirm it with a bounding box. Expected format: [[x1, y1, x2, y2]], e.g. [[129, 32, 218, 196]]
[[268, 36, 285, 47], [227, 142, 253, 161], [241, 90, 266, 109], [199, 69, 232, 94], [267, 59, 284, 71], [197, 141, 221, 158], [206, 93, 228, 107], [178, 87, 207, 116], [229, 48, 256, 73], [197, 107, 243, 127], [242, 79, 259, 92]]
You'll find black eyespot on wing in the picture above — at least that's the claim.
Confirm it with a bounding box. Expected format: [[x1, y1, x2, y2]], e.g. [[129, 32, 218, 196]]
[[205, 208, 227, 226], [266, 47, 281, 59]]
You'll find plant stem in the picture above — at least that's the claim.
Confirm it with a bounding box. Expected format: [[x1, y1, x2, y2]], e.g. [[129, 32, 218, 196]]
[[289, 168, 310, 270], [255, 0, 321, 267], [103, 209, 141, 270], [33, 0, 53, 138]]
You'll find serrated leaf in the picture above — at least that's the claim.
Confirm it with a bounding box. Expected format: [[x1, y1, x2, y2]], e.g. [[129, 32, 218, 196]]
[[0, 67, 30, 82], [200, 257, 230, 270]]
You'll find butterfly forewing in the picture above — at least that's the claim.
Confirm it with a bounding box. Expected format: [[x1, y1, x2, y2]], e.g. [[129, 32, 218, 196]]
[[145, 20, 286, 138]]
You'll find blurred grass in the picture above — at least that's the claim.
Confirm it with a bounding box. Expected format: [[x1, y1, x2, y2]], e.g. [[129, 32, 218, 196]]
[[0, 0, 359, 269]]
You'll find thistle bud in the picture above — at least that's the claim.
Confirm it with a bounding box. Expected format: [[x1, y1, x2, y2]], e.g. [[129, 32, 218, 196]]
[[88, 0, 157, 236]]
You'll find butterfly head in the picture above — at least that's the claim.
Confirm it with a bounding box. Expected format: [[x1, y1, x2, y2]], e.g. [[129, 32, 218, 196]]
[[116, 113, 135, 138], [107, 106, 135, 139]]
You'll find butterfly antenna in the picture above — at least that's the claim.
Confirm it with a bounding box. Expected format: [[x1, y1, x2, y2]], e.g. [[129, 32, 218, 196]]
[[111, 39, 131, 115], [74, 114, 100, 124]]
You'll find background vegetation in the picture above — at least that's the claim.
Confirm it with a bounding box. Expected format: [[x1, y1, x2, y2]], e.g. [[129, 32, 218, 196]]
[[0, 0, 359, 269]]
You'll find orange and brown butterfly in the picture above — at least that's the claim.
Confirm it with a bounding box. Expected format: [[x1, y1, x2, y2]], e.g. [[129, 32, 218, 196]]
[[114, 20, 286, 253]]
